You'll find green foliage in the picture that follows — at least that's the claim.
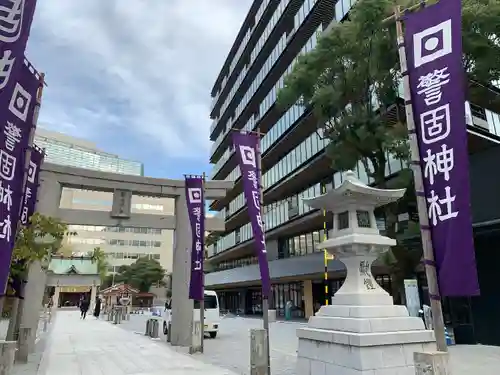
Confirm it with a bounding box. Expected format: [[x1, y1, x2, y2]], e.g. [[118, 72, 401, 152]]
[[462, 0, 500, 108], [278, 0, 409, 183], [10, 212, 75, 281], [111, 257, 166, 292], [277, 0, 500, 293], [88, 246, 109, 281]]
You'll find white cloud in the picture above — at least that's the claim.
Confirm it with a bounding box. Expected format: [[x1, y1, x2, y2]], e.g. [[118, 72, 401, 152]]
[[27, 0, 251, 160]]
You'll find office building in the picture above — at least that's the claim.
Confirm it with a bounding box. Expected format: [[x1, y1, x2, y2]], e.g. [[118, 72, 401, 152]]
[[35, 128, 144, 176], [205, 0, 500, 345], [35, 129, 174, 274]]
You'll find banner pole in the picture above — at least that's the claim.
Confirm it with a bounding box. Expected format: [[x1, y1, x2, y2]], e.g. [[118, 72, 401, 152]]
[[200, 172, 205, 353], [256, 127, 271, 375], [392, 5, 447, 352]]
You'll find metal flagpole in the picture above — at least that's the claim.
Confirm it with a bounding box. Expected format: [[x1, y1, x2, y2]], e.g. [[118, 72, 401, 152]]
[[256, 127, 271, 375], [200, 172, 206, 353], [384, 4, 447, 352]]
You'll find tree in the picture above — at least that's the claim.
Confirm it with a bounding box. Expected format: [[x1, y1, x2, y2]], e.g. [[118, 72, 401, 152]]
[[88, 247, 109, 281], [9, 213, 75, 284], [111, 257, 165, 292], [277, 0, 500, 300]]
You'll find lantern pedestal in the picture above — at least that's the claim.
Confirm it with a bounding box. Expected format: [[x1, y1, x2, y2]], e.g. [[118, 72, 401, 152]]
[[297, 171, 436, 375]]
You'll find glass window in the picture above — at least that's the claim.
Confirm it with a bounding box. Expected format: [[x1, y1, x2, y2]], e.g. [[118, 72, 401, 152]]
[[306, 233, 314, 254], [357, 210, 371, 228], [298, 235, 307, 256], [194, 295, 218, 309], [338, 211, 349, 230]]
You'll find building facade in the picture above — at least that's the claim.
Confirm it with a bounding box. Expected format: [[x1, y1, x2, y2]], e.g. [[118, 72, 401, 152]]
[[35, 128, 144, 176], [35, 129, 175, 274], [206, 0, 500, 345]]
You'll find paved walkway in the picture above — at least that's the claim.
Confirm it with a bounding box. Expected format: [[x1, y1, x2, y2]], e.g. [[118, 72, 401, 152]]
[[30, 310, 238, 375]]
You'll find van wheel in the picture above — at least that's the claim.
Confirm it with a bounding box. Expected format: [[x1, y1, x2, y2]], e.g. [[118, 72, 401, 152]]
[[209, 332, 217, 339], [163, 321, 168, 335]]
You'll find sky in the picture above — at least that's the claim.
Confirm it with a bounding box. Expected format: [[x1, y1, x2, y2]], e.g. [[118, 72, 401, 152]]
[[26, 0, 252, 178]]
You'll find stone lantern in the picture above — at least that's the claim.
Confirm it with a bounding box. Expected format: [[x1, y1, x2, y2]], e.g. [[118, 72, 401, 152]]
[[296, 171, 436, 375]]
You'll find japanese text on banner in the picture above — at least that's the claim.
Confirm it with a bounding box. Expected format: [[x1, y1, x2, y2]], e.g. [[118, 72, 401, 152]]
[[405, 0, 479, 296]]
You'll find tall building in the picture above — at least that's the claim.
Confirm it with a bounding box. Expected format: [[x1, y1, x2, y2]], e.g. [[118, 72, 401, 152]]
[[205, 0, 500, 345], [35, 129, 174, 275], [35, 128, 144, 176]]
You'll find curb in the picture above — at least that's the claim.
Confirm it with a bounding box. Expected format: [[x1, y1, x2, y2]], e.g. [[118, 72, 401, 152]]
[[34, 312, 58, 375]]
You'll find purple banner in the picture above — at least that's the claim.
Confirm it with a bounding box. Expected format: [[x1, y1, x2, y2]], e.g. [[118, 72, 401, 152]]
[[185, 176, 205, 301], [0, 60, 39, 294], [0, 0, 38, 106], [405, 0, 479, 296], [232, 132, 271, 298], [20, 143, 43, 225]]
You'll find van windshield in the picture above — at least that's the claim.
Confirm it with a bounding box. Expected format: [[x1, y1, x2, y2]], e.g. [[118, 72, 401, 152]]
[[194, 295, 218, 309]]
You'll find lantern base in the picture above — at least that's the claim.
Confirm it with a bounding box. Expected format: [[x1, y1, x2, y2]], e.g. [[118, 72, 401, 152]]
[[296, 304, 436, 375]]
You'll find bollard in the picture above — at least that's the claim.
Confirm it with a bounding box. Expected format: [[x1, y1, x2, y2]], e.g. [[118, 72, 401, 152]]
[[15, 327, 32, 364], [145, 319, 151, 336], [113, 308, 120, 325], [0, 341, 16, 375], [250, 328, 268, 375], [167, 321, 172, 343], [189, 321, 202, 354], [150, 319, 159, 338]]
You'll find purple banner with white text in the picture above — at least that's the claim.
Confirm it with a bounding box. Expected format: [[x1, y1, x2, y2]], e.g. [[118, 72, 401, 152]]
[[185, 176, 205, 301], [0, 0, 38, 106], [0, 0, 40, 295], [0, 60, 39, 294], [20, 143, 43, 225], [404, 0, 479, 296], [232, 132, 271, 298]]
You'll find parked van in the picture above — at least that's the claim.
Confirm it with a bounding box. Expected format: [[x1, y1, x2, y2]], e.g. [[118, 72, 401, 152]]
[[163, 290, 220, 338]]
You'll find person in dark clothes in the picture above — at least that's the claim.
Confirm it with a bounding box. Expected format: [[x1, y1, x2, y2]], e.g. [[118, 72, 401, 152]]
[[80, 298, 90, 319], [93, 297, 101, 318]]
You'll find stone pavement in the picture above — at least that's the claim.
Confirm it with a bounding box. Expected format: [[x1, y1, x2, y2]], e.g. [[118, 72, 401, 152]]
[[118, 314, 500, 375], [15, 310, 238, 375]]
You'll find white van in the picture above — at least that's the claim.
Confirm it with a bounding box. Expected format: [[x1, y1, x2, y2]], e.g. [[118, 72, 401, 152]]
[[163, 290, 220, 338]]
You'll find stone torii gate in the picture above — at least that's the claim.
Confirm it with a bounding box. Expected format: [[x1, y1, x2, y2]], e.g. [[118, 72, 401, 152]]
[[21, 162, 232, 349]]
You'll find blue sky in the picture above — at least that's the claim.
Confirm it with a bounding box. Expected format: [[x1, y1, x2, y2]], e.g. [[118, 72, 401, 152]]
[[26, 0, 252, 178]]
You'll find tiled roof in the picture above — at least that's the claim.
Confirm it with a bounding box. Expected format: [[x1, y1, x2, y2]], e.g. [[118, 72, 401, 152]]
[[48, 258, 98, 275]]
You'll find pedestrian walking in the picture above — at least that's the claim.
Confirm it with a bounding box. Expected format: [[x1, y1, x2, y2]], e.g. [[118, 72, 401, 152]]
[[93, 296, 102, 318], [80, 298, 90, 319]]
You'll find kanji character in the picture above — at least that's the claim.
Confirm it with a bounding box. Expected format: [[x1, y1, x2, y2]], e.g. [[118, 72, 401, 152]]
[[364, 278, 376, 290], [417, 67, 450, 106], [0, 50, 15, 90], [4, 121, 21, 152], [427, 187, 459, 226], [0, 214, 12, 242], [423, 144, 454, 185], [0, 0, 24, 43], [420, 104, 451, 145], [0, 150, 16, 181], [0, 181, 13, 211]]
